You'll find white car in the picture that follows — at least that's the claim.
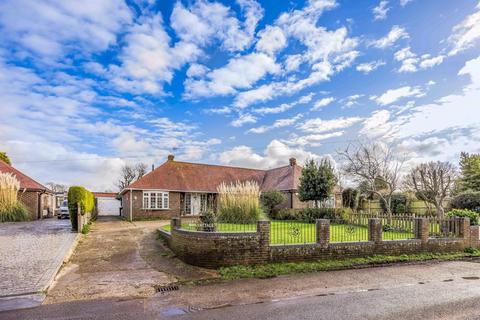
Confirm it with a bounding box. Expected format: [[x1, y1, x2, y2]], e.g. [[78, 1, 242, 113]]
[[58, 200, 69, 219]]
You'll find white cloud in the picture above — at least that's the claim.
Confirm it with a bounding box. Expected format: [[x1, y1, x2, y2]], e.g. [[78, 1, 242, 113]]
[[186, 63, 209, 78], [373, 1, 390, 21], [341, 94, 363, 108], [230, 113, 257, 127], [360, 109, 395, 139], [0, 0, 132, 60], [394, 47, 445, 73], [400, 0, 413, 6], [185, 52, 280, 98], [372, 25, 409, 49], [448, 2, 480, 56], [219, 139, 322, 169], [170, 0, 263, 52], [372, 86, 424, 105], [248, 114, 303, 134], [283, 131, 344, 147], [110, 14, 201, 95], [254, 93, 314, 114], [312, 97, 335, 110], [256, 25, 287, 55], [356, 60, 386, 74], [284, 54, 303, 72], [298, 116, 362, 133], [204, 106, 232, 114]]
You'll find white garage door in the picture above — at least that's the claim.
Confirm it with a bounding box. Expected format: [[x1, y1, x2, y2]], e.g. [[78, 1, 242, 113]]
[[97, 197, 120, 216]]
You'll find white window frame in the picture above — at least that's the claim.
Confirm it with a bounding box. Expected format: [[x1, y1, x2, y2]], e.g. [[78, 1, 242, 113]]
[[143, 191, 169, 210]]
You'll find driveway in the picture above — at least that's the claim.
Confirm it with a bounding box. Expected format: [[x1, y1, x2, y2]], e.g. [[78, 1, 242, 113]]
[[45, 217, 217, 304], [0, 219, 77, 309]]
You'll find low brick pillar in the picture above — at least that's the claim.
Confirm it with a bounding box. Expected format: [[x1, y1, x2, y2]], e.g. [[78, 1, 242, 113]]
[[414, 218, 429, 244], [470, 226, 480, 248], [368, 218, 382, 244], [316, 219, 330, 247], [171, 217, 181, 230], [257, 220, 270, 246], [459, 217, 470, 240]]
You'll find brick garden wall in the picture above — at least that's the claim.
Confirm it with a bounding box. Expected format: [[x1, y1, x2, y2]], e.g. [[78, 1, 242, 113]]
[[18, 191, 39, 219], [160, 217, 474, 269]]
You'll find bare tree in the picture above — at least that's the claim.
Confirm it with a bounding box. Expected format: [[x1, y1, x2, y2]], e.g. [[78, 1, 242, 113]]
[[117, 163, 148, 191], [405, 161, 456, 218], [338, 142, 404, 222], [45, 182, 67, 193]]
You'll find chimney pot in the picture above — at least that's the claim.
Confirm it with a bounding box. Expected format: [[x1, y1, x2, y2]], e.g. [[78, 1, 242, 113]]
[[167, 154, 175, 161], [289, 157, 296, 166]]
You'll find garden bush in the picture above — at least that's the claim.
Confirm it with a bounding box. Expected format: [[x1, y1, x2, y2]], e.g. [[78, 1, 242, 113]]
[[450, 191, 480, 212], [260, 190, 285, 218], [342, 188, 359, 211], [380, 193, 410, 214], [0, 173, 29, 222], [199, 209, 216, 231], [68, 186, 95, 230], [216, 181, 263, 223], [446, 209, 479, 225]]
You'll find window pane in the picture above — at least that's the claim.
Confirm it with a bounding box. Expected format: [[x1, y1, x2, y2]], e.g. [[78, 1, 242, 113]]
[[157, 193, 163, 209], [164, 194, 169, 209], [150, 193, 156, 209], [143, 193, 149, 208]]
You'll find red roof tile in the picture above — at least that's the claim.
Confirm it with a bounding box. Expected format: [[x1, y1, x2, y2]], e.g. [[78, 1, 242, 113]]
[[0, 160, 49, 191], [126, 159, 302, 193]]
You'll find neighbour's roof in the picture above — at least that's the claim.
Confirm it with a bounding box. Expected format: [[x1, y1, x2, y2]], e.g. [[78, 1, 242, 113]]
[[125, 157, 303, 193], [0, 160, 50, 191], [93, 192, 118, 198]]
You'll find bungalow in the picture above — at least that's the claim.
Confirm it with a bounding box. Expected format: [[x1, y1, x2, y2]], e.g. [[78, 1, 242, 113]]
[[120, 155, 342, 221], [0, 160, 54, 219]]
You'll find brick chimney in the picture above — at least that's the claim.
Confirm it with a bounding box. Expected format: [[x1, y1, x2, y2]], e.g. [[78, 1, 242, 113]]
[[167, 154, 175, 161], [289, 157, 297, 166]]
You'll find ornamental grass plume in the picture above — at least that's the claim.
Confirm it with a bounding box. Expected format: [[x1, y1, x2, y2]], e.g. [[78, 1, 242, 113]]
[[0, 173, 28, 222], [217, 180, 263, 223]]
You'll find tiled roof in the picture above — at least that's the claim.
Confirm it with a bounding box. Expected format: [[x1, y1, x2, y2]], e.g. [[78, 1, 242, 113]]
[[0, 160, 49, 191], [126, 159, 302, 193]]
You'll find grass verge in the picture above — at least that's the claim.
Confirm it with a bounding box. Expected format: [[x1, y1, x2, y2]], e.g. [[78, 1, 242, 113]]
[[81, 221, 92, 234], [219, 249, 480, 280]]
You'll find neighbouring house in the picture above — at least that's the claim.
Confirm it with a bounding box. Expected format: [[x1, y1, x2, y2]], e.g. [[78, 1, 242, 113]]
[[0, 160, 54, 219], [93, 192, 121, 217], [120, 155, 342, 220]]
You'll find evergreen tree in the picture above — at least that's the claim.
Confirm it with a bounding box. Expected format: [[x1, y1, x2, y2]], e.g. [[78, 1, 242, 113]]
[[459, 152, 480, 192], [298, 159, 337, 208], [0, 152, 11, 165]]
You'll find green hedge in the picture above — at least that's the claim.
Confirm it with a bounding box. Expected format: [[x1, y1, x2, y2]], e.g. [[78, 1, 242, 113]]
[[272, 207, 351, 223], [447, 209, 479, 225], [67, 186, 95, 230], [450, 191, 480, 212]]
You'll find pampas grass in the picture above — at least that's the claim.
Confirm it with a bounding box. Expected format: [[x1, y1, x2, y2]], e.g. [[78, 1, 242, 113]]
[[0, 173, 29, 222], [217, 180, 264, 223]]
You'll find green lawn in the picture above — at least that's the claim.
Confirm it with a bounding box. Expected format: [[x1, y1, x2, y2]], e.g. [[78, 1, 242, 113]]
[[161, 220, 414, 244]]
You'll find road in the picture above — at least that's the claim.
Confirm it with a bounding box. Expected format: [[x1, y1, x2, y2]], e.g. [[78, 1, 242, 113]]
[[2, 260, 480, 319]]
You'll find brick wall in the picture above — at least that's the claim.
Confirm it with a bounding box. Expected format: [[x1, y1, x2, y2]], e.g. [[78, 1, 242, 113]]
[[18, 191, 39, 219], [122, 190, 181, 220], [159, 217, 474, 269]]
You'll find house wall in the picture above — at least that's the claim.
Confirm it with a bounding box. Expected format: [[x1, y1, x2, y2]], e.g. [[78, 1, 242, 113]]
[[18, 191, 39, 219], [121, 190, 182, 220]]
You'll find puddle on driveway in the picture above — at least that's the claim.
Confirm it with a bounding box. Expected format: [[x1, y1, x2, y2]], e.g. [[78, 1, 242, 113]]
[[462, 276, 480, 280], [161, 307, 187, 317]]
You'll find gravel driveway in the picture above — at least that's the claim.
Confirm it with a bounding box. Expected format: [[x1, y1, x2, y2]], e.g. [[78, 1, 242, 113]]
[[0, 219, 77, 298]]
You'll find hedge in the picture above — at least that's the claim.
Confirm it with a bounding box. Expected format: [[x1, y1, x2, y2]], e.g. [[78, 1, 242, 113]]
[[450, 191, 480, 212], [67, 186, 95, 230], [447, 209, 479, 225], [271, 207, 351, 223]]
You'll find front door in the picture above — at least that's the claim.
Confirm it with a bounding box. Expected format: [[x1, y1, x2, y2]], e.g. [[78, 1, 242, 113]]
[[185, 193, 202, 215]]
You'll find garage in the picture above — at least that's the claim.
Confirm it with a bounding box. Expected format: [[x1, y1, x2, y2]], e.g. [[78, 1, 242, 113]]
[[94, 193, 121, 216]]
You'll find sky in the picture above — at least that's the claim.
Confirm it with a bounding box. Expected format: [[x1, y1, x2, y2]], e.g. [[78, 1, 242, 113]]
[[0, 0, 480, 191]]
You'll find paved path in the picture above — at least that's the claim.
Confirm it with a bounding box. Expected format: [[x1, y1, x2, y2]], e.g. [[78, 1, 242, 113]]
[[0, 219, 77, 309], [2, 260, 480, 319]]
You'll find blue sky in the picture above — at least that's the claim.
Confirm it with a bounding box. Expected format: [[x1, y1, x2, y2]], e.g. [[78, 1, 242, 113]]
[[0, 0, 479, 191]]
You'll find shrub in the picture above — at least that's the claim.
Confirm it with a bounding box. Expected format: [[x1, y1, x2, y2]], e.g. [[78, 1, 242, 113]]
[[199, 209, 216, 232], [217, 181, 263, 223], [68, 186, 95, 230], [0, 173, 30, 222], [450, 191, 480, 212], [342, 188, 359, 211], [260, 190, 285, 217], [380, 193, 410, 214], [446, 209, 479, 225]]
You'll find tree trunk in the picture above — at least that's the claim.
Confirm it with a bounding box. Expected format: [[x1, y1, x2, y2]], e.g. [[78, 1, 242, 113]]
[[435, 203, 445, 219]]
